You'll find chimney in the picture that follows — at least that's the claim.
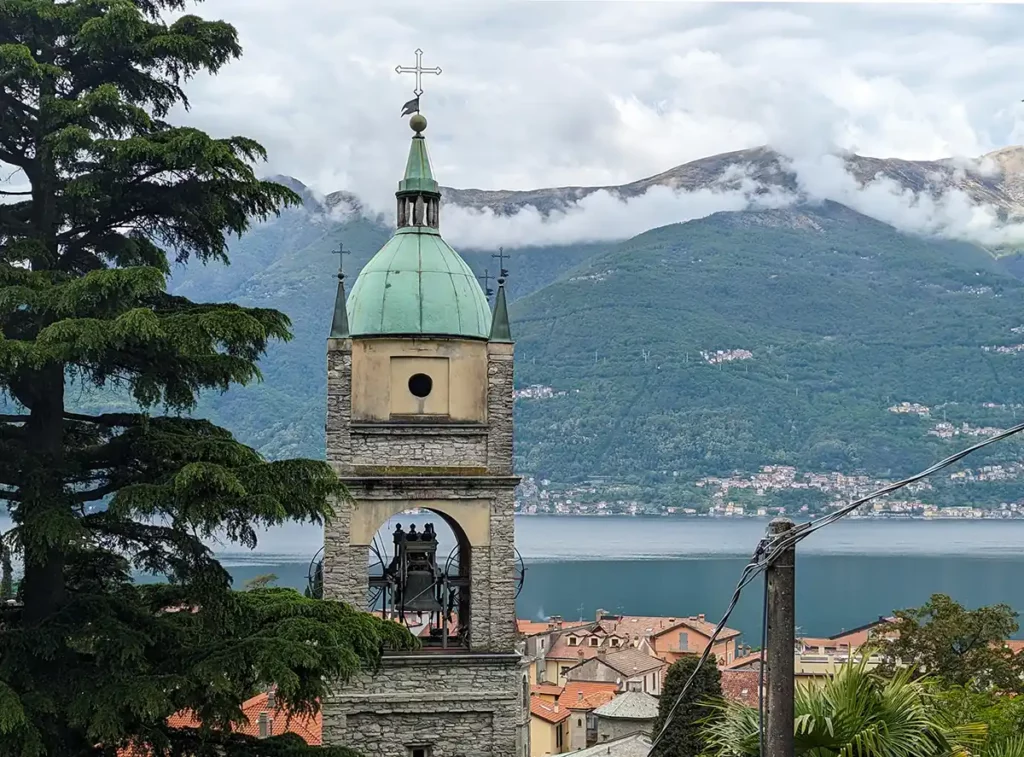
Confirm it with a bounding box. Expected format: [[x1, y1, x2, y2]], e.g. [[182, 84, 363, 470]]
[[698, 614, 705, 622], [258, 711, 271, 739], [578, 649, 584, 659], [596, 608, 607, 621], [267, 688, 276, 711], [550, 615, 563, 630], [554, 704, 559, 713], [577, 691, 584, 702]]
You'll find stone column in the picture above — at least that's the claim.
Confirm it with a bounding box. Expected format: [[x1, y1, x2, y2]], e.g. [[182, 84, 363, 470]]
[[487, 343, 514, 475], [326, 339, 353, 475]]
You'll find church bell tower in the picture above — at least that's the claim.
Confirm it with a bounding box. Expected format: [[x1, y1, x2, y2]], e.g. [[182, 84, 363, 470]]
[[320, 97, 527, 757]]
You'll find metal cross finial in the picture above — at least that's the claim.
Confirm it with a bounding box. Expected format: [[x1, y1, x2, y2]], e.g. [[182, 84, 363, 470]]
[[492, 247, 510, 282], [478, 268, 495, 298], [331, 241, 351, 280], [396, 49, 442, 97]]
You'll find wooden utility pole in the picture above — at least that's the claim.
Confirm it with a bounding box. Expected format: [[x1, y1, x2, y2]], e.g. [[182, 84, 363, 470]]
[[765, 517, 796, 757]]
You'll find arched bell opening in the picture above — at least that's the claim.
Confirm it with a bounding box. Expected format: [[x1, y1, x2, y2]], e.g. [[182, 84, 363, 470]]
[[367, 508, 471, 650]]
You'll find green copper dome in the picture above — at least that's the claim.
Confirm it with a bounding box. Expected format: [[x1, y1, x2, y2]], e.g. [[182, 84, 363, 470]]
[[345, 114, 492, 339], [347, 227, 492, 338]]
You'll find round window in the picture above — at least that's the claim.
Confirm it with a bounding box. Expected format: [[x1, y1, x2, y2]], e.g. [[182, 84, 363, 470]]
[[408, 373, 433, 398]]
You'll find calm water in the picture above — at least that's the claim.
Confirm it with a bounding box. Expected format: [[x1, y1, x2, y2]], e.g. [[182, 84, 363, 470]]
[[211, 516, 1024, 642], [4, 513, 1023, 642]]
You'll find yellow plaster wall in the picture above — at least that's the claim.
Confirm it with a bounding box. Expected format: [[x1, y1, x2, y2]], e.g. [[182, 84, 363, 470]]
[[529, 716, 567, 757], [351, 338, 487, 422], [347, 499, 492, 547]]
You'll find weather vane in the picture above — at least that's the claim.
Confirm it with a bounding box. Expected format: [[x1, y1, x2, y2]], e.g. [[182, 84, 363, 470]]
[[397, 48, 441, 117]]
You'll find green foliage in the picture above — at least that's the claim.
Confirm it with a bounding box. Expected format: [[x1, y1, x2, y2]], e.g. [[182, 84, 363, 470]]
[[650, 655, 722, 757], [244, 573, 279, 590], [157, 193, 1024, 508], [0, 2, 415, 755], [932, 685, 1024, 755], [876, 594, 1024, 692], [510, 203, 1024, 495], [702, 661, 985, 757]]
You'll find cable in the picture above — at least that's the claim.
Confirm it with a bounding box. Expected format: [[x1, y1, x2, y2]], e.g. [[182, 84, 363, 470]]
[[648, 538, 769, 753], [648, 420, 1024, 752]]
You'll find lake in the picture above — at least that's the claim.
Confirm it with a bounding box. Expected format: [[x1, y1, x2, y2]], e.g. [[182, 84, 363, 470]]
[[206, 516, 1024, 642]]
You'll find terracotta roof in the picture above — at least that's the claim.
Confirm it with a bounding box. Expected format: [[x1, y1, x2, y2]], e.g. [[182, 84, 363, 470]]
[[593, 615, 740, 642], [548, 637, 602, 661], [1003, 640, 1024, 654], [531, 696, 572, 724], [561, 681, 619, 710], [594, 691, 659, 721], [116, 691, 321, 755], [234, 692, 321, 745], [723, 652, 764, 670], [532, 684, 563, 697], [720, 670, 762, 707], [826, 617, 896, 647], [518, 618, 590, 636]]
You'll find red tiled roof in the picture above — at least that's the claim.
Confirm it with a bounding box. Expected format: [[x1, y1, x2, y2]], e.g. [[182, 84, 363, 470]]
[[596, 615, 740, 642], [531, 696, 572, 724], [518, 619, 590, 636], [532, 684, 563, 697], [1002, 640, 1024, 654], [723, 652, 763, 670], [720, 670, 762, 707], [116, 691, 321, 755], [561, 681, 619, 711]]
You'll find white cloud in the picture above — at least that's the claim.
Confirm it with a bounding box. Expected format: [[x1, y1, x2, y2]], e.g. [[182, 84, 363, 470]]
[[9, 2, 1024, 250], [441, 178, 795, 250]]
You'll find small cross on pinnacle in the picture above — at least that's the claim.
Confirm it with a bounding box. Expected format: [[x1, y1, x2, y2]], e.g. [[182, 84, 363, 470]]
[[396, 49, 442, 98], [331, 241, 351, 280], [492, 247, 510, 282], [478, 268, 495, 298]]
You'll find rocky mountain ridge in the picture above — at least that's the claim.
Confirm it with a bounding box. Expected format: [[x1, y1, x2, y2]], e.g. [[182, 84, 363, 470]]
[[271, 145, 1024, 221]]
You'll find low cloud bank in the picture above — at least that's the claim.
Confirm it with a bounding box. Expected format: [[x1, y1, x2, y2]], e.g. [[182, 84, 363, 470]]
[[327, 145, 1024, 252]]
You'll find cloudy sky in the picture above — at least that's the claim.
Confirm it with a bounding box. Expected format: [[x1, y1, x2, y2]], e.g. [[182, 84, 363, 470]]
[[178, 1, 1024, 205]]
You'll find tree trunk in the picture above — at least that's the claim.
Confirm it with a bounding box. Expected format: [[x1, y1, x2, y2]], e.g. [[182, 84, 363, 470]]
[[19, 76, 67, 625]]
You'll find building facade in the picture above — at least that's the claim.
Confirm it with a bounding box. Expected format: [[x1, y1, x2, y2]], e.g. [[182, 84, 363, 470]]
[[320, 110, 528, 757]]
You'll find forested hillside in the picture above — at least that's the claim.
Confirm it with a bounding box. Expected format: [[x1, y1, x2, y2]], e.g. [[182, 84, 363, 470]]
[[146, 190, 1024, 513]]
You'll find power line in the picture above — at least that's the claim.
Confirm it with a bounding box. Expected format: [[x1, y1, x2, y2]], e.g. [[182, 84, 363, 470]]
[[649, 538, 769, 752], [649, 419, 1024, 751]]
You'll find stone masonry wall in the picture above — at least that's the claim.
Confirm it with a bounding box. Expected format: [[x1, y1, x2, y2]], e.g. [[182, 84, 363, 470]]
[[322, 654, 529, 757], [349, 427, 488, 468], [327, 340, 353, 475], [596, 717, 654, 743], [486, 345, 514, 475]]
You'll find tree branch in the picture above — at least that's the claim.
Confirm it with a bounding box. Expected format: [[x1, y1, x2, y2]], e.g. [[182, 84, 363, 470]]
[[0, 415, 30, 423], [64, 411, 146, 426]]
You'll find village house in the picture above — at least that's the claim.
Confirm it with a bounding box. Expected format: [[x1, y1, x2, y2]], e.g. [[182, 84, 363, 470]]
[[522, 611, 740, 687], [564, 648, 667, 695], [528, 680, 619, 756]]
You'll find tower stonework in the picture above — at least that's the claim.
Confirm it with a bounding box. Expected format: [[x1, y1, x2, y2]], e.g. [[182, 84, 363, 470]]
[[321, 112, 527, 757]]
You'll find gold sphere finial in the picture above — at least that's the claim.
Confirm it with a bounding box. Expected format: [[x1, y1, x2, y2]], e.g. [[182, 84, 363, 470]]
[[409, 113, 427, 133]]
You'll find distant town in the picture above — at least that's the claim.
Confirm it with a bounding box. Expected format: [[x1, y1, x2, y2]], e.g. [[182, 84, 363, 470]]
[[515, 387, 1024, 520]]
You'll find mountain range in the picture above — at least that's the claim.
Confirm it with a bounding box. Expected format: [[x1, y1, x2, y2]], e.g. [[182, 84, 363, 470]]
[[161, 145, 1024, 513]]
